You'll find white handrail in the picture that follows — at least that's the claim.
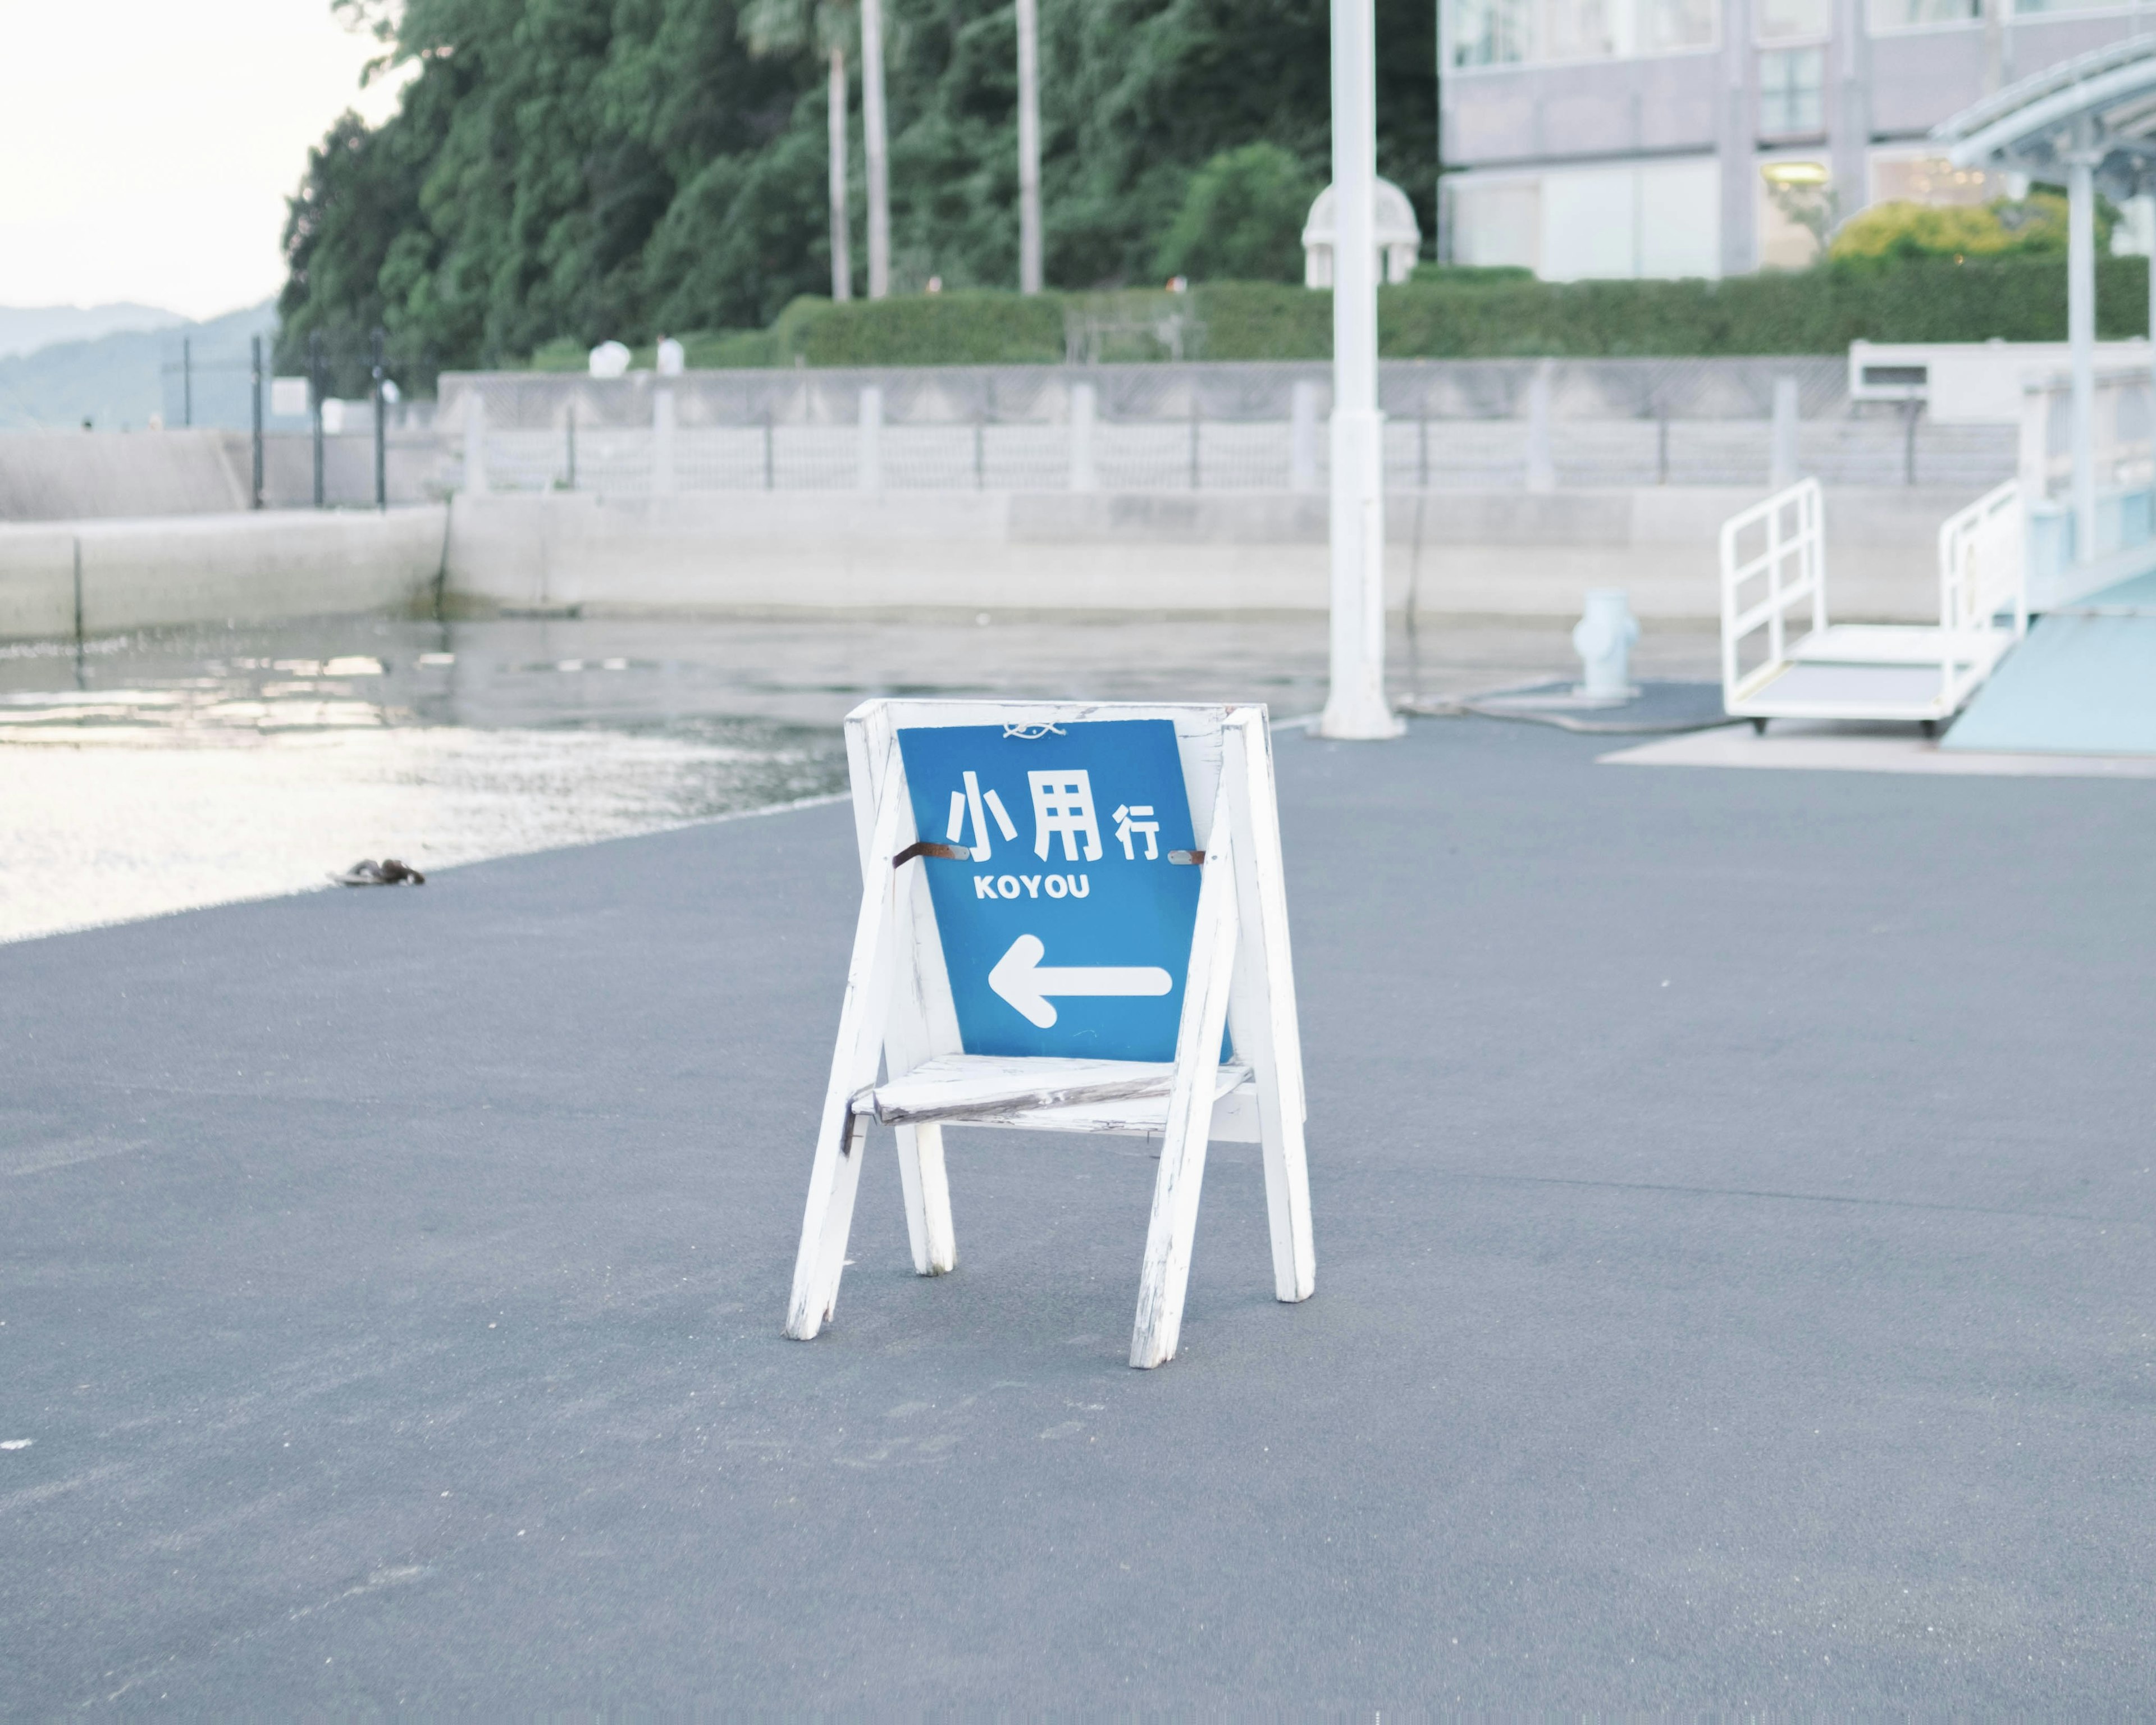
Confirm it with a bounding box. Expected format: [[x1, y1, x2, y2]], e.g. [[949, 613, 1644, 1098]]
[[1720, 478, 1824, 707], [1934, 478, 2026, 707]]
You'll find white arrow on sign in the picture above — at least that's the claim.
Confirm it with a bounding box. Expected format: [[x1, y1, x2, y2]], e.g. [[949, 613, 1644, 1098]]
[[986, 933, 1173, 1029]]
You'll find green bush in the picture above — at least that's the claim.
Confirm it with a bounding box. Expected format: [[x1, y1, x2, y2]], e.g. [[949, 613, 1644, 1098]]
[[771, 291, 1067, 366], [1155, 144, 1321, 285], [515, 254, 2155, 369]]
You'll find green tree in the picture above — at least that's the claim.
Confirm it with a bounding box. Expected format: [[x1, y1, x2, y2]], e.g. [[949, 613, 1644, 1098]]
[[280, 0, 1442, 368], [1154, 142, 1320, 283]]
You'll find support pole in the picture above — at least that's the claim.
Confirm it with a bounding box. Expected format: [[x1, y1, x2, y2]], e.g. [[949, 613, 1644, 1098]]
[[1016, 0, 1043, 294], [1770, 373, 1800, 489], [863, 0, 890, 299], [249, 335, 264, 510], [308, 330, 325, 510], [2070, 140, 2098, 565], [1068, 380, 1097, 491], [371, 327, 387, 512], [858, 385, 883, 492], [1316, 0, 1400, 740], [182, 336, 193, 428], [829, 47, 852, 302], [653, 386, 677, 495]]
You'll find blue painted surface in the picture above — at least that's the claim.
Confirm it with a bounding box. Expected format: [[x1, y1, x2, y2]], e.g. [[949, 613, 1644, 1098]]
[[896, 718, 1202, 1060], [1944, 612, 2156, 754], [2066, 566, 2156, 611]]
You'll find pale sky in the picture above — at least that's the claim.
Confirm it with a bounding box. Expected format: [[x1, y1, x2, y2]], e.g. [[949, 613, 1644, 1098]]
[[0, 2, 415, 320]]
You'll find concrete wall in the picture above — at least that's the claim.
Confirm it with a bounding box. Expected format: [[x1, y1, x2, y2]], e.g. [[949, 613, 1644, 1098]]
[[0, 430, 442, 521], [444, 486, 1971, 622], [0, 506, 447, 640], [0, 431, 250, 521]]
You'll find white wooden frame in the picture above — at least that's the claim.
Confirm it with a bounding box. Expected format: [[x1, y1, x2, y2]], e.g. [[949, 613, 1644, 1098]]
[[1720, 477, 2028, 727], [782, 699, 1315, 1368]]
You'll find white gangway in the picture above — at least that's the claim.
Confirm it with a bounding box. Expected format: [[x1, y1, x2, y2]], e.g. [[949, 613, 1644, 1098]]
[[1720, 477, 2027, 733]]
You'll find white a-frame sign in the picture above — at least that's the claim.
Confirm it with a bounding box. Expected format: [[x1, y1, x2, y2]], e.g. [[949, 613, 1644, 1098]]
[[784, 699, 1315, 1368]]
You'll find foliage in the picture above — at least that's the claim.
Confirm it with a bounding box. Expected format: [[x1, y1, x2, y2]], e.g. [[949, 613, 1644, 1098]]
[[592, 255, 2153, 369], [1153, 143, 1322, 285], [281, 0, 1437, 373], [1827, 192, 2112, 266]]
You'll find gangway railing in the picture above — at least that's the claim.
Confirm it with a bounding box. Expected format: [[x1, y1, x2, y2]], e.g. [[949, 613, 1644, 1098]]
[[1721, 477, 2027, 731]]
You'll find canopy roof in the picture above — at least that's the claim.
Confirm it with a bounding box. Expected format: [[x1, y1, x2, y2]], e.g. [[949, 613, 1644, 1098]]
[[1935, 34, 2156, 198]]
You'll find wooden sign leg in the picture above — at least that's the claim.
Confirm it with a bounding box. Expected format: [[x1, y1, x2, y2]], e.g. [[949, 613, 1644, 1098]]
[[1129, 787, 1241, 1368], [1222, 712, 1316, 1303], [893, 1122, 957, 1276], [784, 765, 906, 1340]]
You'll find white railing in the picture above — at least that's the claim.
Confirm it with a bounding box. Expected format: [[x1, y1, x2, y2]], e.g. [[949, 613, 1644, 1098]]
[[1719, 477, 1825, 709], [1719, 477, 2027, 724], [1938, 478, 2027, 640]]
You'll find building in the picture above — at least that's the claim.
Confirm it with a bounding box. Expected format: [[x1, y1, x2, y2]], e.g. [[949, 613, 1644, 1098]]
[[1436, 0, 2156, 278]]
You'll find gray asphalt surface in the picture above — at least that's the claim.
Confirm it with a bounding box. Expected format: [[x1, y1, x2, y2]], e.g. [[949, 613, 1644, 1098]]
[[3, 717, 2152, 1710]]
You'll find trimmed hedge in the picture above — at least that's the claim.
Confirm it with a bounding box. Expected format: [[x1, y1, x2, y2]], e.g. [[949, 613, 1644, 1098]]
[[514, 255, 2154, 370]]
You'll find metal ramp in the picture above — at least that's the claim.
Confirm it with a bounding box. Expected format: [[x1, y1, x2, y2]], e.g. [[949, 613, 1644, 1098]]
[[1720, 478, 2027, 730], [1943, 569, 2156, 754]]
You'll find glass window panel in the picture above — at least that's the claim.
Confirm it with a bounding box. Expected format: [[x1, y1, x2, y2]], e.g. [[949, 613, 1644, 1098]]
[[1642, 0, 1718, 50], [1760, 47, 1825, 135], [1866, 0, 1979, 29], [1540, 0, 1619, 60], [1757, 0, 1830, 38], [1870, 154, 1998, 206], [1451, 180, 1544, 270], [1452, 0, 1532, 64]]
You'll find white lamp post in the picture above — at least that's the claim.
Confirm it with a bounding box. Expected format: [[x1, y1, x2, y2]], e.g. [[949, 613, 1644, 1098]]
[[1317, 0, 1401, 740], [1017, 0, 1043, 294], [863, 0, 890, 299]]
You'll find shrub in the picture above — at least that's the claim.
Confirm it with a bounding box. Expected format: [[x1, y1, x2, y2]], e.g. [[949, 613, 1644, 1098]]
[[771, 291, 1067, 367], [511, 254, 2155, 369]]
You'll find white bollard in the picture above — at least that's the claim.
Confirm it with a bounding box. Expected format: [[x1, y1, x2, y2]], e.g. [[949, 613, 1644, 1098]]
[[1572, 588, 1639, 701], [1290, 380, 1321, 494], [652, 386, 677, 495], [1524, 361, 1556, 493], [858, 385, 883, 493], [1769, 373, 1799, 490], [1068, 380, 1098, 491], [462, 392, 488, 495]]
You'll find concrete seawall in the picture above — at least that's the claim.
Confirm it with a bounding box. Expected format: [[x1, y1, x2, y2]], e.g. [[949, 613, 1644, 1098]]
[[0, 483, 1974, 643], [444, 486, 1972, 621], [0, 507, 447, 639]]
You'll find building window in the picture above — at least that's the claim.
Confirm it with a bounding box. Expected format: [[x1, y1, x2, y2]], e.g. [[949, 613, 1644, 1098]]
[[1757, 0, 1831, 38], [1760, 47, 1826, 136], [1453, 0, 1532, 65], [1449, 0, 1714, 66], [1870, 154, 1998, 206], [1759, 160, 1832, 268], [1866, 0, 1979, 29], [1641, 0, 1718, 52], [1448, 159, 1720, 278]]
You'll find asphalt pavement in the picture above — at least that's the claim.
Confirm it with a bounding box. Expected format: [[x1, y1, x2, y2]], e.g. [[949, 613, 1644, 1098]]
[[3, 715, 2152, 1709]]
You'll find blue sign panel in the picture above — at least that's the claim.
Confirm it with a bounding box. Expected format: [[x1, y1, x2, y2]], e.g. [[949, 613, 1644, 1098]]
[[897, 718, 1203, 1061]]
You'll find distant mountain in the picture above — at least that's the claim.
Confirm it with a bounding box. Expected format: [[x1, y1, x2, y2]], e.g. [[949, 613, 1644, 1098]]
[[0, 303, 185, 360], [0, 303, 277, 432]]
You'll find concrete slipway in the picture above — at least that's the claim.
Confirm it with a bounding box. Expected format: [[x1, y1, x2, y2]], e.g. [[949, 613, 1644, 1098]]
[[2, 717, 2153, 1710]]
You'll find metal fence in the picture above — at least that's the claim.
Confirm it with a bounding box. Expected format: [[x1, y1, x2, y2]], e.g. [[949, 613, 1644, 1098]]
[[429, 358, 2018, 497]]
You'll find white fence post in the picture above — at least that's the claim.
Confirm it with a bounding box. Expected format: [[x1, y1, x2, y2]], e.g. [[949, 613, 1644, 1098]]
[[652, 386, 677, 495], [1524, 361, 1556, 493], [462, 392, 488, 495], [858, 385, 883, 493], [1068, 380, 1098, 491], [1290, 380, 1321, 493], [1770, 373, 1800, 489]]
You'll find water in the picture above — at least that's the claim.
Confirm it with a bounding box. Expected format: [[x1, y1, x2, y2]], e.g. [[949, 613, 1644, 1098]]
[[0, 610, 1714, 944]]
